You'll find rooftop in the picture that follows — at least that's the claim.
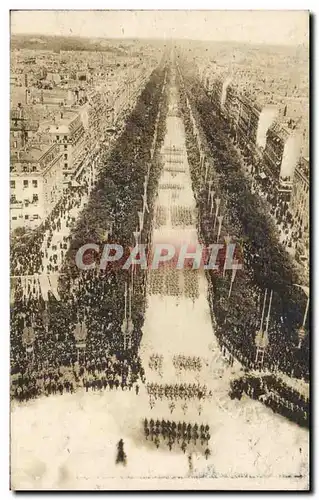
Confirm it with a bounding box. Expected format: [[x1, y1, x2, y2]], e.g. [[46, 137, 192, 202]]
[[297, 156, 309, 179], [10, 142, 59, 173], [268, 122, 290, 143], [49, 110, 79, 134]]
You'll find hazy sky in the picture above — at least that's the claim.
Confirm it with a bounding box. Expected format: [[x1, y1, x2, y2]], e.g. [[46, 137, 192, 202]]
[[11, 10, 309, 45]]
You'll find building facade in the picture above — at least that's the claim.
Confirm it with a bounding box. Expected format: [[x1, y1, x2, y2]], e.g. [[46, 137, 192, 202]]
[[289, 156, 309, 268], [49, 110, 86, 180], [290, 157, 309, 236], [10, 106, 39, 150], [10, 143, 64, 230], [263, 123, 301, 190]]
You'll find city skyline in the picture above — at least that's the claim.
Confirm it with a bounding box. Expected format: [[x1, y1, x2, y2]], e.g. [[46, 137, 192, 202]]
[[11, 10, 309, 46]]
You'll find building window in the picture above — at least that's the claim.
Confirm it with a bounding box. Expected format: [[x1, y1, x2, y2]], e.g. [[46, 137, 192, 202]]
[[56, 135, 59, 141], [10, 180, 15, 189], [25, 215, 29, 220], [64, 163, 68, 169], [32, 180, 38, 188], [23, 180, 29, 188], [12, 216, 17, 221], [64, 144, 68, 150], [33, 214, 39, 219], [32, 194, 39, 203], [64, 153, 68, 160], [64, 135, 67, 141]]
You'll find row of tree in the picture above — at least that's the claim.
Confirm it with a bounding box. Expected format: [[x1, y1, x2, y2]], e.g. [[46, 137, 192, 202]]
[[177, 64, 309, 381], [10, 59, 170, 401]]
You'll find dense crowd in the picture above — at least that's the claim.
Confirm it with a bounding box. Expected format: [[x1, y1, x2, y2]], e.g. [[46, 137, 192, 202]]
[[230, 374, 309, 428], [10, 60, 309, 440], [11, 165, 96, 279], [10, 61, 169, 403], [248, 166, 303, 259], [177, 64, 309, 383]]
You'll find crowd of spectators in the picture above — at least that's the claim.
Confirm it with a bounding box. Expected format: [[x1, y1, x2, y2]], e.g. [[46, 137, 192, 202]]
[[10, 62, 169, 403], [230, 374, 309, 428], [177, 64, 309, 387]]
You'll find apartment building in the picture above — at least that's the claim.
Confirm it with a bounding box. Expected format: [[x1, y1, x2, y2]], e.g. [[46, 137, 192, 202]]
[[10, 142, 64, 230], [290, 157, 309, 236], [49, 110, 86, 180], [289, 156, 309, 268], [263, 122, 301, 192], [10, 106, 39, 150]]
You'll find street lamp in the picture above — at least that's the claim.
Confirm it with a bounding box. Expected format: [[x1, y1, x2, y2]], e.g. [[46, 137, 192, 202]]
[[204, 160, 209, 183], [228, 266, 238, 299], [142, 193, 149, 215], [22, 319, 35, 360], [213, 198, 221, 231], [42, 306, 49, 335], [216, 215, 224, 243], [255, 289, 272, 367], [210, 191, 215, 215], [121, 282, 134, 351], [133, 230, 141, 247], [223, 234, 232, 277], [293, 284, 310, 348], [137, 211, 144, 233], [200, 153, 205, 175], [74, 317, 88, 363], [207, 180, 213, 204], [132, 229, 140, 292]]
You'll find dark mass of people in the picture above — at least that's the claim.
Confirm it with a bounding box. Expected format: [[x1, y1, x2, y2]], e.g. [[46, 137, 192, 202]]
[[178, 65, 309, 385], [229, 375, 309, 428], [10, 64, 169, 403], [10, 60, 309, 438]]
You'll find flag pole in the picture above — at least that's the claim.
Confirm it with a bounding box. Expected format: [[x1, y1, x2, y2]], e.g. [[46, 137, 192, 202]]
[[259, 289, 268, 332]]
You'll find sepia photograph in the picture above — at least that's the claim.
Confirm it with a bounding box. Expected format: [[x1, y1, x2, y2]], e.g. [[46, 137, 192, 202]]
[[9, 9, 310, 491]]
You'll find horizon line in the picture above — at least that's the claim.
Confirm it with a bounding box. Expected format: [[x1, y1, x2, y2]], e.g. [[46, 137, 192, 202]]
[[11, 32, 308, 48]]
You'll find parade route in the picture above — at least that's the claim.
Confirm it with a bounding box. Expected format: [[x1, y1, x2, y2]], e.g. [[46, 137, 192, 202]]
[[10, 66, 309, 491]]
